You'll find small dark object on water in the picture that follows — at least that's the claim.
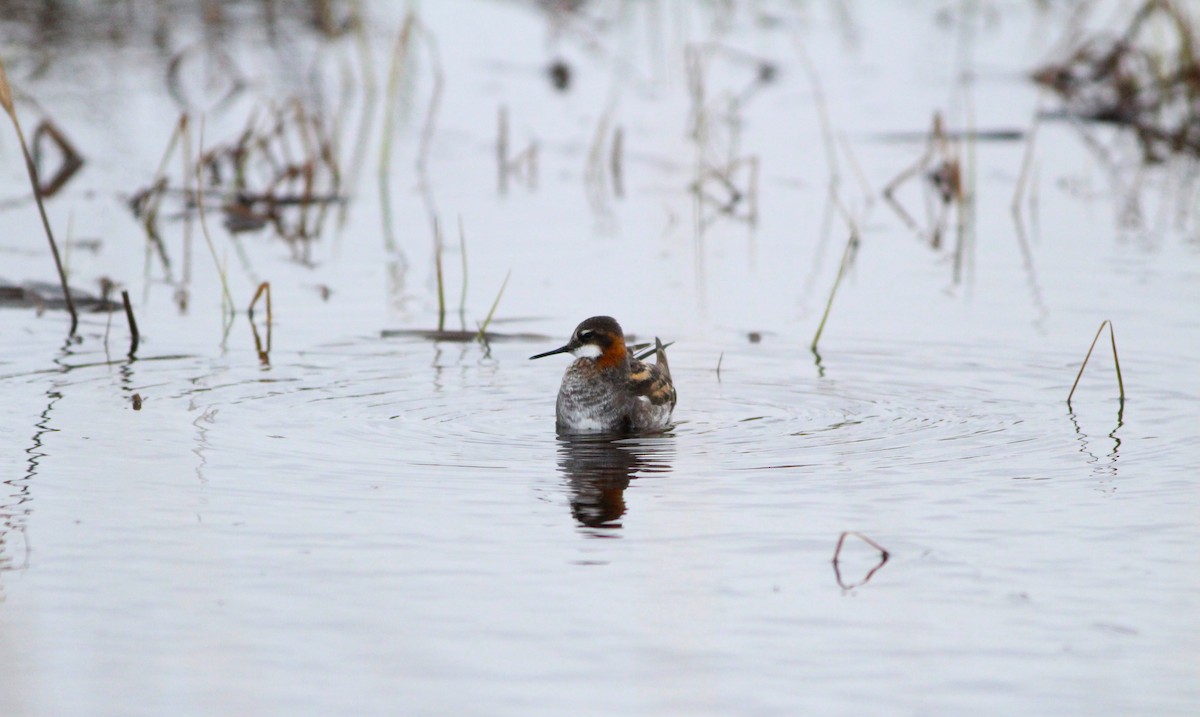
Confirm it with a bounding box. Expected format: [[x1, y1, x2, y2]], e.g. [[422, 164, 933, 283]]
[[757, 62, 778, 84], [748, 331, 762, 343], [548, 60, 571, 92], [131, 393, 143, 411]]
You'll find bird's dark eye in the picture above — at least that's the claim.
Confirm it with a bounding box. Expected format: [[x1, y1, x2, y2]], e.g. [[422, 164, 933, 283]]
[[578, 329, 594, 341]]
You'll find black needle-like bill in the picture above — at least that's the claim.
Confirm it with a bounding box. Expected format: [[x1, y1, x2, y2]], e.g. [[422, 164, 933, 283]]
[[529, 344, 572, 360]]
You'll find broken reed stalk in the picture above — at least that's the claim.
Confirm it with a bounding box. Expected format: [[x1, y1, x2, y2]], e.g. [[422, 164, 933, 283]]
[[248, 281, 272, 366], [248, 281, 272, 325], [832, 531, 890, 563], [831, 531, 890, 590], [433, 219, 446, 332], [810, 227, 860, 354], [0, 53, 78, 334], [1067, 320, 1125, 407], [474, 269, 511, 343], [121, 290, 139, 359]]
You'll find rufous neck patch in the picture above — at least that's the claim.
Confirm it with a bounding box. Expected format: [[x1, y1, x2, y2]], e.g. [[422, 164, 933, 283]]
[[595, 337, 627, 369]]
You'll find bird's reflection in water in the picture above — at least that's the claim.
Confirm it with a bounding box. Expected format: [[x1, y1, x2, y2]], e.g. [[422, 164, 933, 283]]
[[556, 434, 673, 532]]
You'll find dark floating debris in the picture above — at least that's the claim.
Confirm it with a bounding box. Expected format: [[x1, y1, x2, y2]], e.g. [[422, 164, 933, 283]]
[[130, 102, 346, 264], [1033, 0, 1200, 162], [547, 59, 572, 91], [0, 279, 120, 313]]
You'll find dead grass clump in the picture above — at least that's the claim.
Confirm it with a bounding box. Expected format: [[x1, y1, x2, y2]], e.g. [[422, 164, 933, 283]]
[[883, 112, 966, 250], [131, 100, 344, 265], [1033, 0, 1200, 162]]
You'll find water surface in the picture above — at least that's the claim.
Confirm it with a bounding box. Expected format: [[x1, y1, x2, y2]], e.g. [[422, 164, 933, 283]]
[[1, 2, 1198, 715]]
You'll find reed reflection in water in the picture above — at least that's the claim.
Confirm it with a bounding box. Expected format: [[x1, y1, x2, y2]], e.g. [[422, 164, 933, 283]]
[[556, 435, 674, 531]]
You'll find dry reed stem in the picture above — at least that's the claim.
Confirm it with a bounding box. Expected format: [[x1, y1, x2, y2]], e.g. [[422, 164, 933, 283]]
[[1067, 320, 1126, 406], [433, 219, 446, 332], [121, 290, 139, 359], [248, 281, 272, 366], [832, 531, 890, 562], [194, 118, 236, 315], [0, 53, 78, 334], [831, 531, 890, 590], [457, 215, 468, 330], [31, 120, 84, 198], [248, 281, 272, 325]]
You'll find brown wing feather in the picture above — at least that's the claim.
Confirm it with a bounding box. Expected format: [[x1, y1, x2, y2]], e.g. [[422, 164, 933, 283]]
[[627, 344, 676, 409]]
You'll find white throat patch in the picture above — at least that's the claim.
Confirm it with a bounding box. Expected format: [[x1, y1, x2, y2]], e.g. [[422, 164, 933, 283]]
[[572, 344, 603, 359]]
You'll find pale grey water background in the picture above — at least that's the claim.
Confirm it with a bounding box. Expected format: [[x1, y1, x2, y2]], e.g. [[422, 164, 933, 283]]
[[1, 1, 1198, 715]]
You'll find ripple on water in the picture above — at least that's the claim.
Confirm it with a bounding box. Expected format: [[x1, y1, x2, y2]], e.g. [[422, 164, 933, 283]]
[[7, 334, 1183, 491]]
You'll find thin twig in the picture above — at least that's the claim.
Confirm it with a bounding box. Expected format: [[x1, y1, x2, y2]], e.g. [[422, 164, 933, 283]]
[[248, 281, 272, 324], [457, 215, 468, 330], [121, 290, 140, 359], [434, 219, 446, 333], [831, 531, 890, 590], [810, 227, 860, 355], [0, 53, 78, 334], [1067, 320, 1125, 406]]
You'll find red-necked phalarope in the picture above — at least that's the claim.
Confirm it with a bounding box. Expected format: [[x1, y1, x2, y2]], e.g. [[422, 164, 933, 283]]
[[530, 316, 676, 435]]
